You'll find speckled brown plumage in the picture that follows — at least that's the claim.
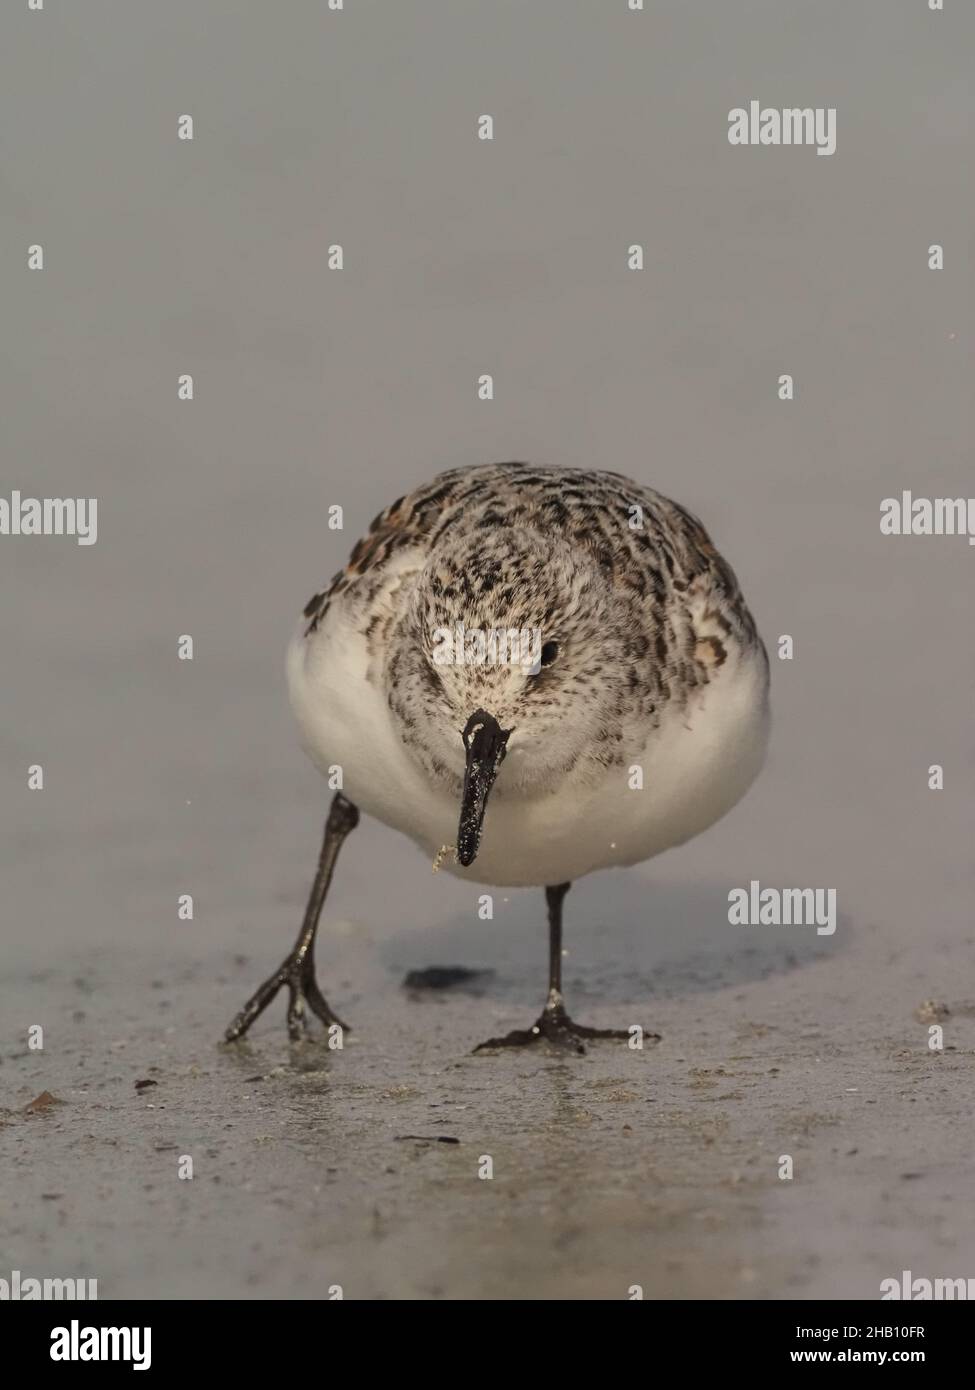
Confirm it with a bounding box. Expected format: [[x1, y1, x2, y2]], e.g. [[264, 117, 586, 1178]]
[[302, 461, 764, 725]]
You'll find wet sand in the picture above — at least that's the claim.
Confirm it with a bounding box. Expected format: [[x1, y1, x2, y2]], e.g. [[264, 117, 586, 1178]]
[[3, 855, 974, 1299]]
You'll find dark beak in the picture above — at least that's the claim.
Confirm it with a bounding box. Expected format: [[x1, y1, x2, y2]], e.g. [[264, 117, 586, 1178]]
[[456, 710, 511, 867]]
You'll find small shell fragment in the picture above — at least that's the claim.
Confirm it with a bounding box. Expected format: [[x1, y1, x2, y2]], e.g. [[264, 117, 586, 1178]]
[[914, 999, 950, 1024], [431, 844, 457, 874]]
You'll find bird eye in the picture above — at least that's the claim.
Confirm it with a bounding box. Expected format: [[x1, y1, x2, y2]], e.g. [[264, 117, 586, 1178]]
[[539, 640, 559, 668]]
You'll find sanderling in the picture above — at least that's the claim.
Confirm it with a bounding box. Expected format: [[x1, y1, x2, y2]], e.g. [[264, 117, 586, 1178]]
[[224, 462, 770, 1053]]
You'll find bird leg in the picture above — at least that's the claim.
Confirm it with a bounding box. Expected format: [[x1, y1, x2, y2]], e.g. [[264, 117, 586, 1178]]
[[223, 793, 359, 1044], [474, 882, 653, 1055]]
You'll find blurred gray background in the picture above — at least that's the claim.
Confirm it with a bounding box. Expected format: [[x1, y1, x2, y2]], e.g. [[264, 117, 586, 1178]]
[[1, 0, 972, 1300]]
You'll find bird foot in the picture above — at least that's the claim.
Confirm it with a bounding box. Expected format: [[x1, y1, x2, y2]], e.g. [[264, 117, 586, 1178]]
[[223, 953, 349, 1044], [473, 1002, 655, 1056]]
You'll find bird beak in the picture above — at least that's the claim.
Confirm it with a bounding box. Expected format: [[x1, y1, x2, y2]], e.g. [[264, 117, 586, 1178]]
[[456, 710, 511, 867]]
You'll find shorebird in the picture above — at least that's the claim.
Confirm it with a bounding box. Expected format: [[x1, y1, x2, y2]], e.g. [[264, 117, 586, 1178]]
[[224, 463, 770, 1053]]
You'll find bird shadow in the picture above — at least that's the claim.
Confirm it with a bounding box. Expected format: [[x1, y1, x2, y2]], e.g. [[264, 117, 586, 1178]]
[[383, 870, 845, 1011]]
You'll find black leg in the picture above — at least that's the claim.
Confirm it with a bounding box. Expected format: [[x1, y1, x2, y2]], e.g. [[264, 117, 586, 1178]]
[[223, 792, 359, 1043], [545, 880, 570, 1012], [473, 882, 657, 1055]]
